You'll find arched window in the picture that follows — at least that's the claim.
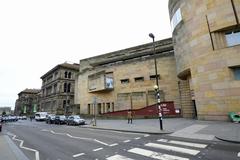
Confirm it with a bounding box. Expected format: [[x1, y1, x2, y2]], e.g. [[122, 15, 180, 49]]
[[67, 83, 71, 92], [64, 83, 67, 92], [64, 71, 68, 78], [68, 72, 72, 79]]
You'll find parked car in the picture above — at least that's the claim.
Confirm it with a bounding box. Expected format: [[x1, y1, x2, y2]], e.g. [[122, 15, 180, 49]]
[[22, 116, 27, 120], [46, 114, 56, 124], [54, 115, 66, 125], [66, 115, 86, 125]]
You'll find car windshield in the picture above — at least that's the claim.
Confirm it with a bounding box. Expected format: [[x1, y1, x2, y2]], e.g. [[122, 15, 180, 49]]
[[73, 116, 80, 119]]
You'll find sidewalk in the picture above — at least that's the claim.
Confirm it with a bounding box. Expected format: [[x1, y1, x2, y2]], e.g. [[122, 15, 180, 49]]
[[83, 118, 240, 143], [0, 133, 29, 160]]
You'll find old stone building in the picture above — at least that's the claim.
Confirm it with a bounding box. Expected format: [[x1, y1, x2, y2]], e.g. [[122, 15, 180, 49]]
[[41, 62, 79, 115], [169, 0, 240, 120], [75, 38, 181, 116], [14, 89, 41, 116]]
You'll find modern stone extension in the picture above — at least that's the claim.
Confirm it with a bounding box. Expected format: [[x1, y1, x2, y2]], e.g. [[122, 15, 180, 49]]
[[75, 38, 185, 117]]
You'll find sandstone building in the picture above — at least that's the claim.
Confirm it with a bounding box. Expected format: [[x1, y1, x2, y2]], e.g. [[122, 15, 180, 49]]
[[169, 0, 240, 120], [75, 38, 181, 116], [40, 62, 79, 115], [14, 89, 41, 116]]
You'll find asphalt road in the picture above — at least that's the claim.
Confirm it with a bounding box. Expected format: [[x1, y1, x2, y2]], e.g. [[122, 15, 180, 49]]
[[3, 120, 240, 160]]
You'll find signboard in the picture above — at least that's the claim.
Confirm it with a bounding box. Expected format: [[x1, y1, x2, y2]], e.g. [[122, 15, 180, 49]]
[[160, 103, 175, 115], [105, 77, 113, 88]]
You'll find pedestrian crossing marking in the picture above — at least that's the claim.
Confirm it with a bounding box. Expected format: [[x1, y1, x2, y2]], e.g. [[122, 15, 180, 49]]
[[106, 154, 135, 160], [145, 143, 200, 155], [238, 152, 240, 157], [128, 148, 189, 160], [157, 139, 207, 148]]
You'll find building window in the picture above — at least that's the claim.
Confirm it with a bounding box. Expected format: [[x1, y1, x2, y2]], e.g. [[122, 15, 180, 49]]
[[65, 71, 68, 78], [134, 77, 144, 82], [67, 83, 71, 92], [54, 84, 57, 94], [233, 67, 240, 80], [225, 29, 240, 47], [150, 74, 160, 80], [63, 100, 66, 108], [54, 72, 58, 79], [68, 72, 72, 79], [121, 79, 129, 84], [170, 8, 182, 32], [64, 83, 67, 92]]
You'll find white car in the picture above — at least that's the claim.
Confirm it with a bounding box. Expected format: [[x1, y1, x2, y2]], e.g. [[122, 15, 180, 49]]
[[35, 112, 48, 121], [66, 115, 86, 125]]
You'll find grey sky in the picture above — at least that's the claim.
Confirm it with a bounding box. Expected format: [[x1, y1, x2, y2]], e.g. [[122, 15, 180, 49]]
[[0, 0, 171, 109]]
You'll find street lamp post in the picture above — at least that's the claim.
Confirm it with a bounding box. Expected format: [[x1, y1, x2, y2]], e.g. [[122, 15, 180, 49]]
[[149, 33, 163, 130]]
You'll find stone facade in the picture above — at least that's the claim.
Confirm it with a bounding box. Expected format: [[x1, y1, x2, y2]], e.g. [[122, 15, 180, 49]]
[[41, 62, 79, 115], [75, 38, 181, 115], [14, 89, 41, 116], [169, 0, 240, 120]]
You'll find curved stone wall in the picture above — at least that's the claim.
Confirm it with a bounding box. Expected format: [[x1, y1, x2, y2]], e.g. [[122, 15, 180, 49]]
[[169, 0, 240, 120]]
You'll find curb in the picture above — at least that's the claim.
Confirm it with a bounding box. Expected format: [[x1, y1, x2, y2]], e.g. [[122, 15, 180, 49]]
[[82, 125, 172, 135], [215, 136, 240, 144]]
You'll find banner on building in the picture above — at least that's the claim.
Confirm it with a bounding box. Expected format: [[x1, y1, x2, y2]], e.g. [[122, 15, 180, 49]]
[[33, 104, 37, 112], [23, 106, 26, 114]]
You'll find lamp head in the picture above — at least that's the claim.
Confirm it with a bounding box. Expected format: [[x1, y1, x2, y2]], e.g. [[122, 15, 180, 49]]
[[149, 33, 155, 39], [154, 85, 159, 90]]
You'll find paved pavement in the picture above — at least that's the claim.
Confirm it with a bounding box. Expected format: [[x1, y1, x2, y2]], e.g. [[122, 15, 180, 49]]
[[0, 133, 29, 160], [83, 118, 240, 143]]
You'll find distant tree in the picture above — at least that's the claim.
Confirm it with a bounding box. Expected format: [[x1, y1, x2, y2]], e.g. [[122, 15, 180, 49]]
[[2, 111, 6, 116]]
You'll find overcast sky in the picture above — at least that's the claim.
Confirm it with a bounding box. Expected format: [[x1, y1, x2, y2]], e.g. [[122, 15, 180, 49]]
[[0, 0, 172, 109]]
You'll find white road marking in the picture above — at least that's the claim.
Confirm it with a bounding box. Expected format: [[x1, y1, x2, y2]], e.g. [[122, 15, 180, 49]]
[[144, 134, 150, 137], [94, 139, 109, 146], [107, 154, 135, 160], [157, 139, 208, 148], [134, 137, 141, 140], [93, 147, 103, 152], [42, 129, 110, 146], [145, 143, 200, 155], [8, 133, 40, 160], [73, 153, 85, 158], [109, 143, 118, 147], [128, 148, 189, 160], [123, 140, 131, 143], [238, 152, 240, 157]]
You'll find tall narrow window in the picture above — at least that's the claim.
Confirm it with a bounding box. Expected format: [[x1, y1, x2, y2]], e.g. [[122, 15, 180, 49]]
[[64, 83, 67, 92], [63, 100, 66, 108], [68, 72, 72, 79], [67, 83, 71, 92], [65, 71, 68, 78]]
